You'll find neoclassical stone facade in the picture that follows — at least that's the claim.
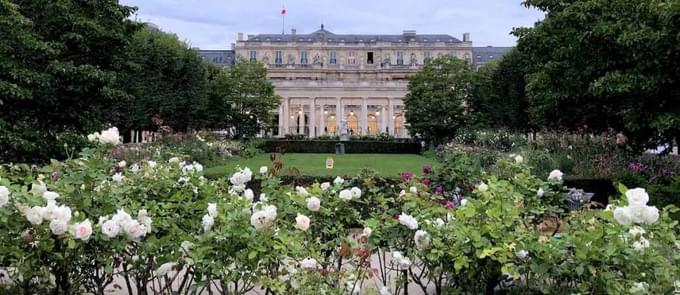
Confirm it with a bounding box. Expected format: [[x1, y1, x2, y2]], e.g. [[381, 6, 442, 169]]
[[234, 26, 473, 138]]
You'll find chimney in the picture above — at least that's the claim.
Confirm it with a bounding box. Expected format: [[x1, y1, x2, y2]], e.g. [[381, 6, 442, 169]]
[[291, 28, 296, 36], [463, 33, 470, 42], [237, 32, 244, 41]]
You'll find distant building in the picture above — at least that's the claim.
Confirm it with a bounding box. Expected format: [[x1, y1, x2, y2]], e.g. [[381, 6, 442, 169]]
[[234, 25, 474, 138], [197, 49, 236, 67], [472, 46, 513, 68]]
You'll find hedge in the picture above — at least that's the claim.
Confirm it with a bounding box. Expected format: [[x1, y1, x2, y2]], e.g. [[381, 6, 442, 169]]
[[259, 140, 422, 154]]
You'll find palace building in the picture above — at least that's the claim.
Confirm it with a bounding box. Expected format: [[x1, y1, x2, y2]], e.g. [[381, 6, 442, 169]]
[[232, 25, 474, 138]]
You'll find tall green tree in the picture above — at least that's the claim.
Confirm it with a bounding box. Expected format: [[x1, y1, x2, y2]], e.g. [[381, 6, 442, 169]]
[[206, 60, 280, 138], [514, 0, 680, 149], [114, 26, 211, 135], [404, 56, 476, 143], [0, 0, 139, 162], [471, 49, 532, 132]]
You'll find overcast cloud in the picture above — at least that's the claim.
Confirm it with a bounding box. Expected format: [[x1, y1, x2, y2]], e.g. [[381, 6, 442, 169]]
[[120, 0, 544, 49]]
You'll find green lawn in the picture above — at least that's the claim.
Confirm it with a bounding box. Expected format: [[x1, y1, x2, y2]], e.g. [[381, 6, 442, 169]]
[[204, 153, 434, 178]]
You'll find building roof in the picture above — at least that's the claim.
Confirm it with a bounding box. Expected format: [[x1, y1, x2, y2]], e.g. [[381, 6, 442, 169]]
[[246, 28, 462, 44], [472, 46, 513, 66], [197, 49, 235, 66]]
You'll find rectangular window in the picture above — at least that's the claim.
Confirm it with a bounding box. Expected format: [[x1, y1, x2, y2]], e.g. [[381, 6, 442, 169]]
[[367, 52, 374, 64], [424, 51, 432, 63], [249, 50, 257, 61], [348, 51, 356, 64], [275, 50, 282, 64], [396, 51, 404, 65], [330, 51, 337, 64], [300, 50, 308, 64]]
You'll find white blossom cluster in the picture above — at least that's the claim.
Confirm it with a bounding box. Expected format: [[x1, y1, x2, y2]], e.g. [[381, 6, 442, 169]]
[[547, 169, 563, 182], [202, 203, 217, 232], [398, 213, 419, 230], [613, 188, 659, 225], [391, 251, 412, 268], [250, 205, 277, 230], [229, 167, 253, 194], [180, 161, 203, 175], [87, 127, 121, 145], [98, 209, 152, 240], [295, 214, 310, 231], [414, 230, 431, 250], [338, 187, 362, 201], [0, 186, 10, 207]]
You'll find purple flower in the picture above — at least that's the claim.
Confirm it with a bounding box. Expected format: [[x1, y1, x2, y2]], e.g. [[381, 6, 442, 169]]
[[422, 165, 432, 174], [435, 185, 444, 194], [50, 171, 59, 181], [422, 178, 431, 186], [401, 171, 413, 182]]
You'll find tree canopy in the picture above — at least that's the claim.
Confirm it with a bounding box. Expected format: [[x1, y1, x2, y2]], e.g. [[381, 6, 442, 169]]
[[514, 0, 680, 149], [403, 56, 476, 143]]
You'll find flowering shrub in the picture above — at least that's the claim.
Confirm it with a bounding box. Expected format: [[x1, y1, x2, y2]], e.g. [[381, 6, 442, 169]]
[[0, 128, 677, 294]]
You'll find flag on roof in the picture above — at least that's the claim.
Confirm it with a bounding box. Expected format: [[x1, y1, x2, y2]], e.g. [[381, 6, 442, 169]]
[[281, 8, 286, 15]]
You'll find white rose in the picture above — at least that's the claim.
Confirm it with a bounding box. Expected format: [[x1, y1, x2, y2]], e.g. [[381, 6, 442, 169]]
[[320, 182, 331, 191], [434, 218, 445, 227], [362, 227, 372, 237], [632, 238, 650, 252], [338, 189, 353, 201], [112, 209, 133, 227], [333, 177, 345, 186], [537, 188, 545, 197], [168, 157, 180, 164], [112, 173, 124, 183], [460, 199, 468, 207], [295, 214, 310, 231], [548, 170, 563, 182], [642, 206, 659, 224], [259, 166, 268, 174], [0, 186, 9, 207], [72, 219, 93, 240], [201, 214, 214, 232], [156, 262, 176, 276], [52, 205, 72, 222], [398, 213, 419, 230], [478, 182, 488, 192], [124, 219, 146, 239], [49, 219, 68, 236], [409, 186, 418, 194], [244, 189, 255, 201], [614, 207, 633, 225], [399, 190, 406, 197], [299, 258, 318, 270], [350, 187, 362, 199], [207, 203, 218, 217], [414, 230, 431, 250], [101, 219, 121, 238], [625, 188, 649, 206], [147, 161, 157, 168], [98, 127, 121, 145], [306, 197, 321, 212], [514, 155, 524, 163], [130, 163, 140, 173], [26, 206, 45, 225], [516, 250, 529, 259], [118, 160, 127, 168], [87, 133, 99, 143], [628, 205, 647, 223], [42, 191, 59, 202]]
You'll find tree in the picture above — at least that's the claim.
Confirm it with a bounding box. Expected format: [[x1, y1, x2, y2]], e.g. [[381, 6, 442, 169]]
[[514, 0, 680, 149], [404, 56, 476, 143], [113, 26, 211, 136], [206, 60, 280, 138], [470, 49, 532, 132], [0, 0, 139, 162]]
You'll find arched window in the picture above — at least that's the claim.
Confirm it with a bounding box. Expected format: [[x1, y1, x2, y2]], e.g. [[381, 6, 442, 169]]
[[394, 114, 404, 137], [367, 114, 378, 135], [347, 113, 358, 134], [326, 114, 337, 134]]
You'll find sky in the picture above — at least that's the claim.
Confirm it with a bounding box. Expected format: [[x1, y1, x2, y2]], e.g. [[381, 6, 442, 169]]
[[119, 0, 545, 49]]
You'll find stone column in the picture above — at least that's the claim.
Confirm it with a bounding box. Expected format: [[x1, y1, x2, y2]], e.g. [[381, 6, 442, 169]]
[[387, 98, 395, 135], [336, 97, 342, 135], [381, 102, 388, 134], [309, 98, 316, 138], [361, 98, 368, 135], [282, 97, 289, 136], [278, 103, 284, 137], [319, 102, 326, 136]]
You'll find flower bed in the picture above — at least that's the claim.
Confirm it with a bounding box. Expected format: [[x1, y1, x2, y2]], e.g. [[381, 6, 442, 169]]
[[0, 128, 678, 294]]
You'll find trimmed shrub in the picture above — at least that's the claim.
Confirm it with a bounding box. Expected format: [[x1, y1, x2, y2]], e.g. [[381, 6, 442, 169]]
[[260, 140, 422, 154]]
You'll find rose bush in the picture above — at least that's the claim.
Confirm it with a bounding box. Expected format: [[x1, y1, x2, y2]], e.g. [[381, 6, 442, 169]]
[[0, 128, 677, 294]]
